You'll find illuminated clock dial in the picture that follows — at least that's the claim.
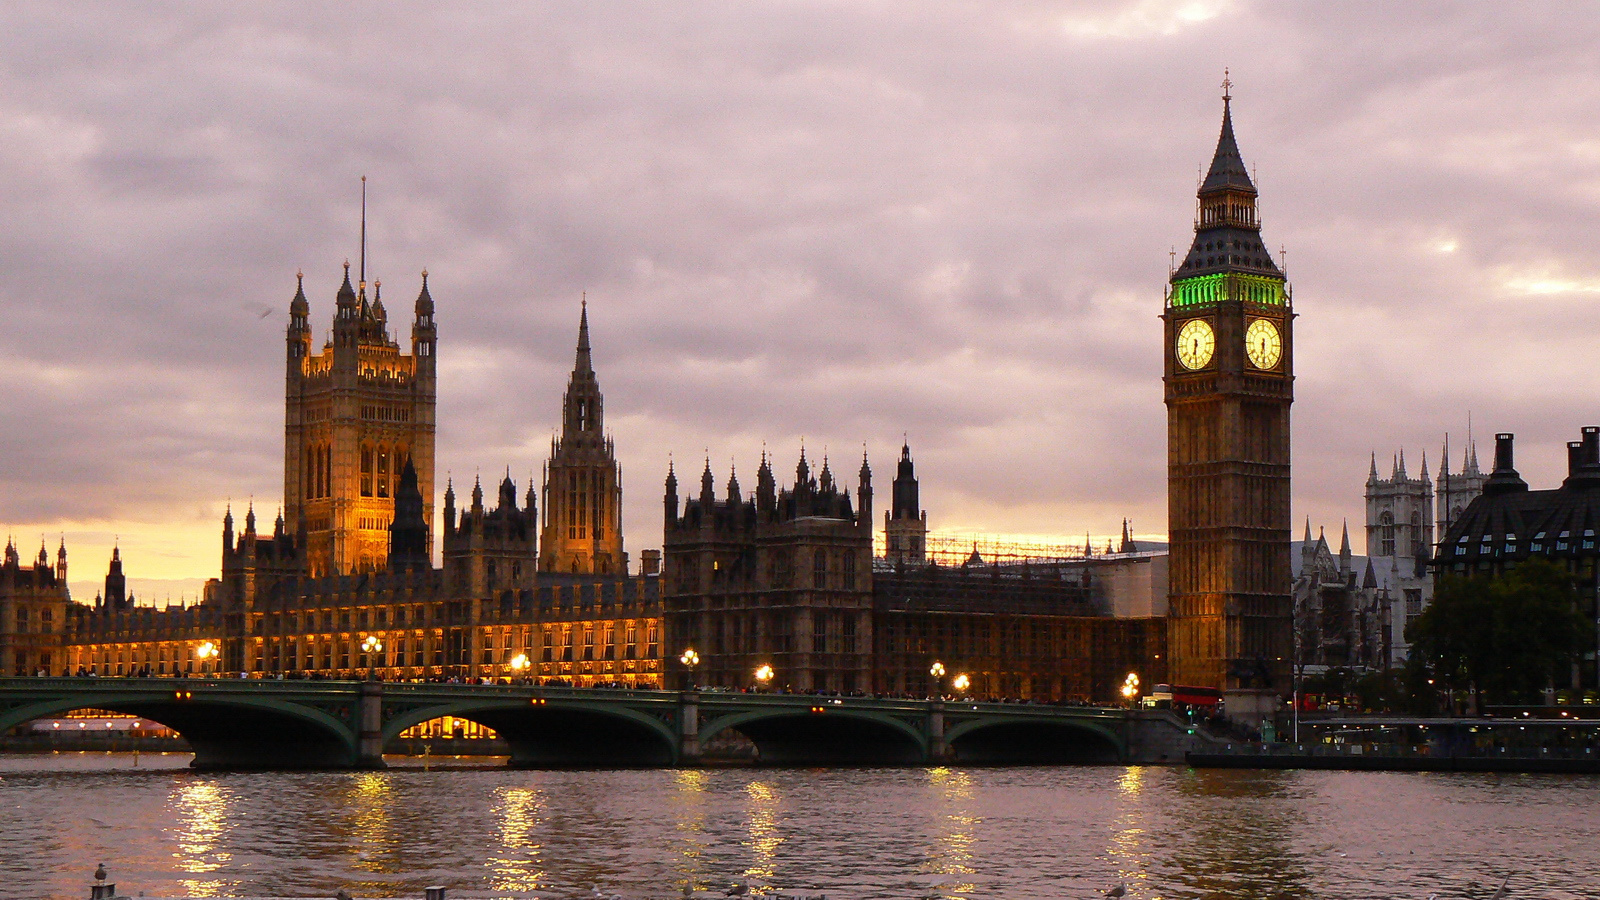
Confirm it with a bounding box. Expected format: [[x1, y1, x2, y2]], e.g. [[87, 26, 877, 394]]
[[1175, 318, 1215, 370], [1245, 318, 1282, 369]]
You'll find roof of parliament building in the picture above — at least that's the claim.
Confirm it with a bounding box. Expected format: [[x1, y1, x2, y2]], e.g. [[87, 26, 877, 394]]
[[1437, 428, 1600, 569]]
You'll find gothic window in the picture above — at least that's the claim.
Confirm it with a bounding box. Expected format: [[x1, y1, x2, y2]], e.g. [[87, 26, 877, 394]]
[[15, 607, 27, 634], [1380, 511, 1395, 556], [377, 448, 390, 498], [361, 448, 374, 497], [842, 551, 856, 589], [813, 552, 828, 589]]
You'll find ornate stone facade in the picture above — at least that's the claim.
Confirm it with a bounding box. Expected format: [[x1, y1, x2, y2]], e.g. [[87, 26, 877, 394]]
[[540, 303, 626, 575], [284, 265, 436, 576], [1, 540, 69, 676]]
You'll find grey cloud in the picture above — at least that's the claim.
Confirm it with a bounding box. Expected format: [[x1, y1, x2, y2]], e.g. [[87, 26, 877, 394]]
[[4, 3, 1600, 573]]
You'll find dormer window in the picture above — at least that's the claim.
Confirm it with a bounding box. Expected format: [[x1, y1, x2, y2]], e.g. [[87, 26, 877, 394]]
[[1532, 531, 1546, 553], [1584, 530, 1594, 550], [1558, 531, 1571, 552]]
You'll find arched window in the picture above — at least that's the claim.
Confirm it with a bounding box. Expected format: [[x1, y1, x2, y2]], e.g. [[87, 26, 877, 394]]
[[1380, 511, 1396, 557], [360, 448, 374, 497]]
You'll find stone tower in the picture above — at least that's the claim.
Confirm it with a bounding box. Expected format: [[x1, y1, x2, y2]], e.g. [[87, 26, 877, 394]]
[[884, 442, 928, 566], [1366, 450, 1433, 561], [540, 301, 626, 574], [1435, 434, 1486, 545], [283, 256, 437, 577], [1163, 82, 1295, 696]]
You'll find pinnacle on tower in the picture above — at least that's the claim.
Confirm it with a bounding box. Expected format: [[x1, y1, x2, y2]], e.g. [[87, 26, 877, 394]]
[[1339, 520, 1351, 557], [415, 269, 433, 317], [290, 271, 309, 317]]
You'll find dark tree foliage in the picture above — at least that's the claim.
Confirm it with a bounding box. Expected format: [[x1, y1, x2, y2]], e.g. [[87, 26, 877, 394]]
[[1406, 558, 1588, 706]]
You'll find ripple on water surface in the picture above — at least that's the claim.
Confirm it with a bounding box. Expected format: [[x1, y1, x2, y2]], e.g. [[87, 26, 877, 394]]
[[0, 753, 1597, 899]]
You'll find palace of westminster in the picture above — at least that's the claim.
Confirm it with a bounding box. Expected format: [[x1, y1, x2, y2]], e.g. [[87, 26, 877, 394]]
[[11, 89, 1587, 705]]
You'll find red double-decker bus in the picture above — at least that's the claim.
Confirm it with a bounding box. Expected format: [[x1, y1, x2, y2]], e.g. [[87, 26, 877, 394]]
[[1147, 683, 1223, 710]]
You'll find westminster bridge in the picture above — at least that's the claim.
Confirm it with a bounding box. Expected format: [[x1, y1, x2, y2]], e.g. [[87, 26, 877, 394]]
[[0, 677, 1211, 769]]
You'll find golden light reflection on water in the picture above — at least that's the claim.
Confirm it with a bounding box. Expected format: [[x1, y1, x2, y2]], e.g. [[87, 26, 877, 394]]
[[169, 780, 233, 898], [346, 772, 395, 872], [1108, 767, 1152, 895], [742, 780, 782, 886], [671, 769, 710, 893], [923, 767, 979, 897], [488, 786, 547, 894]]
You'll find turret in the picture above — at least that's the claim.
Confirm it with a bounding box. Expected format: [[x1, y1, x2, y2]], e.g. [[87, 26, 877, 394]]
[[756, 452, 776, 515], [664, 460, 679, 527], [287, 270, 311, 365], [388, 458, 430, 571], [726, 465, 741, 505], [54, 538, 67, 582], [443, 478, 457, 532], [413, 270, 436, 362], [699, 458, 715, 508], [856, 451, 872, 531]]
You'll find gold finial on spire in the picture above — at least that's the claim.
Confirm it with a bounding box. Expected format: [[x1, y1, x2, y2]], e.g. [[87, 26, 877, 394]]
[[1221, 68, 1232, 102]]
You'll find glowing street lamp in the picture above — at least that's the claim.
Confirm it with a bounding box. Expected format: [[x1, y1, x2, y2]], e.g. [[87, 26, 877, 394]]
[[195, 641, 219, 674], [929, 661, 946, 699], [754, 664, 774, 690], [951, 673, 971, 695], [1121, 672, 1141, 707], [679, 648, 700, 690], [508, 652, 530, 680], [361, 635, 384, 681]]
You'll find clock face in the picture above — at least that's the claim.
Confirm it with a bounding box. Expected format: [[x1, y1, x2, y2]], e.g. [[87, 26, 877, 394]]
[[1175, 318, 1215, 370], [1245, 318, 1282, 369]]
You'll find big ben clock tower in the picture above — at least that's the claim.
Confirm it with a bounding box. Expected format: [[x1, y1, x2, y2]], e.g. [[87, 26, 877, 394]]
[[1164, 78, 1294, 706]]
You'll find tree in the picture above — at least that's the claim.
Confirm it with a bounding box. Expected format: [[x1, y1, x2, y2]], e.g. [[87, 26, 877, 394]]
[[1406, 558, 1587, 707]]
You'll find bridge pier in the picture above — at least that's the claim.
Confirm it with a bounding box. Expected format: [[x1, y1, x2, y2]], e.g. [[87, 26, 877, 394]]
[[927, 700, 949, 763], [357, 681, 386, 769], [678, 690, 700, 764]]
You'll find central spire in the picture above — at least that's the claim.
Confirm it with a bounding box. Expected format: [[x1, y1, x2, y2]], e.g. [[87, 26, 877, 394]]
[[575, 293, 592, 374]]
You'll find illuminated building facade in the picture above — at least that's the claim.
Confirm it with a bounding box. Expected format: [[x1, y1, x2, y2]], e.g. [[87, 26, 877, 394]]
[[60, 268, 661, 688], [540, 303, 627, 575], [1, 540, 69, 676], [284, 263, 437, 577], [663, 451, 1167, 702], [1163, 85, 1295, 696]]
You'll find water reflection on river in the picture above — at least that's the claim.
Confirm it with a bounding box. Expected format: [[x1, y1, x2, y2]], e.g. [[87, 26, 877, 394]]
[[1, 753, 1596, 899]]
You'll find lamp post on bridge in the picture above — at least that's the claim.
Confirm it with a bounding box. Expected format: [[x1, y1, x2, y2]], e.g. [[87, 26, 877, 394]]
[[194, 641, 219, 677], [929, 661, 946, 700], [753, 663, 774, 692], [951, 673, 971, 697], [679, 648, 700, 691], [361, 635, 383, 682], [508, 652, 530, 684]]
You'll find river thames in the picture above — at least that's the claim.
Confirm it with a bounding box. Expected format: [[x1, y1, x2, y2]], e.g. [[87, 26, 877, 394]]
[[1, 754, 1595, 900]]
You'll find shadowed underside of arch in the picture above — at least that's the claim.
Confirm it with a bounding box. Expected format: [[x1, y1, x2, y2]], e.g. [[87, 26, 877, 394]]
[[945, 720, 1123, 764], [1, 696, 359, 769], [385, 702, 678, 768], [705, 711, 928, 765]]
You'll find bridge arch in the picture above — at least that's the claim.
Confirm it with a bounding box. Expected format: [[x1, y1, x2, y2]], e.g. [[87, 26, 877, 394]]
[[700, 707, 928, 765], [943, 716, 1124, 764], [383, 699, 678, 768], [0, 692, 360, 769]]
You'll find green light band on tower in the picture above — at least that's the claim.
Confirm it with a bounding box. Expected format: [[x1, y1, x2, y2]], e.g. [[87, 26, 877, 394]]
[[1169, 272, 1286, 308]]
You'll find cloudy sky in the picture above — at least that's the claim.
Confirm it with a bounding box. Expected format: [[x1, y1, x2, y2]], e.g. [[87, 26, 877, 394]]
[[4, 2, 1599, 600]]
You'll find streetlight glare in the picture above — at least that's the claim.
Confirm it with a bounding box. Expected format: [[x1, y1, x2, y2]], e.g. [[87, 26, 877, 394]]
[[754, 664, 774, 686], [952, 673, 971, 693], [930, 661, 946, 678]]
